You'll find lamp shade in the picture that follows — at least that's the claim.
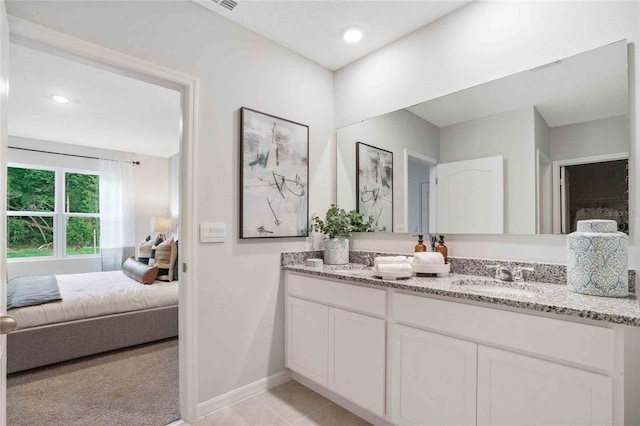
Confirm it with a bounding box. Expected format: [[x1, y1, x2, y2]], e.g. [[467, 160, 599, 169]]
[[152, 216, 174, 233]]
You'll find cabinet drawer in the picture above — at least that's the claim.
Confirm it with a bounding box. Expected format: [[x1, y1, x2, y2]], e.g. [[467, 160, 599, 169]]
[[287, 273, 386, 317], [394, 293, 614, 372]]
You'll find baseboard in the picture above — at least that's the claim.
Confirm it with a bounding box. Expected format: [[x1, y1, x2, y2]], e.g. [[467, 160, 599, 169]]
[[165, 420, 188, 426], [196, 370, 292, 419], [292, 372, 393, 426]]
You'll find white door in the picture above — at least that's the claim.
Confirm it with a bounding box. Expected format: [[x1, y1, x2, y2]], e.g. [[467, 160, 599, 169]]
[[419, 182, 429, 233], [0, 1, 12, 425], [287, 297, 329, 385], [436, 156, 504, 234], [328, 308, 386, 416], [477, 345, 613, 426], [392, 325, 477, 426]]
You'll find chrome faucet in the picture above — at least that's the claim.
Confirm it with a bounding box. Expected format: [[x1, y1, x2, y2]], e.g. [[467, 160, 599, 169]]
[[486, 264, 534, 282]]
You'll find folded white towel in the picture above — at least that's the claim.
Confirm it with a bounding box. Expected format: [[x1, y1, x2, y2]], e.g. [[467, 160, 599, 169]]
[[413, 252, 445, 265], [374, 256, 409, 266], [376, 263, 412, 273]]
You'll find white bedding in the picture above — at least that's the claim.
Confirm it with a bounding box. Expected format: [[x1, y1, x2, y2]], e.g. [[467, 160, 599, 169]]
[[10, 271, 179, 330]]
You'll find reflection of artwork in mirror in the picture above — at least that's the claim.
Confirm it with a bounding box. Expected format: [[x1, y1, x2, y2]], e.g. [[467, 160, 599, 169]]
[[240, 107, 309, 239], [356, 142, 393, 232]]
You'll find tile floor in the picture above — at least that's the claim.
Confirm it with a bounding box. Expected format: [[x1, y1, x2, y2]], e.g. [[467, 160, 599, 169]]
[[193, 381, 371, 426]]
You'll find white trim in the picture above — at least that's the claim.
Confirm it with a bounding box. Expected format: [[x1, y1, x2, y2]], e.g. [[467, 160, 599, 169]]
[[552, 152, 629, 234], [196, 370, 292, 420], [8, 16, 200, 423], [535, 149, 552, 234], [292, 372, 392, 426], [403, 149, 438, 234], [164, 421, 189, 426]]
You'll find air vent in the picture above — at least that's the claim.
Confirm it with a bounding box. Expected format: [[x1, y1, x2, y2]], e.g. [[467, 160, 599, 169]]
[[220, 0, 238, 11]]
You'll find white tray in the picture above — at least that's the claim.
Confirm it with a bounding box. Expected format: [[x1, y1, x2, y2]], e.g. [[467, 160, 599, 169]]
[[372, 270, 413, 280], [412, 263, 450, 277]]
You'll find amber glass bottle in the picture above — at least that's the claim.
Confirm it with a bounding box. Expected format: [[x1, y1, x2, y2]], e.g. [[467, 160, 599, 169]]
[[413, 234, 427, 252], [435, 235, 448, 263]]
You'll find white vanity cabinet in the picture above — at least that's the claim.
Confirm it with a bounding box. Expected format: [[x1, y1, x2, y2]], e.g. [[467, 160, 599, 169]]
[[287, 297, 329, 385], [285, 271, 635, 426], [391, 325, 477, 425], [477, 346, 613, 426], [329, 308, 386, 415], [285, 273, 387, 416]]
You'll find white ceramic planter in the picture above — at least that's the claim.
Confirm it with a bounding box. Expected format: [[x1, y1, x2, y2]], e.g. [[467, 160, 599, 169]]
[[567, 219, 628, 297], [324, 238, 349, 265]]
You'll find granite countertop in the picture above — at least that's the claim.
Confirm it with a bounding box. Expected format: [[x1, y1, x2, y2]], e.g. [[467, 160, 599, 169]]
[[283, 263, 640, 327]]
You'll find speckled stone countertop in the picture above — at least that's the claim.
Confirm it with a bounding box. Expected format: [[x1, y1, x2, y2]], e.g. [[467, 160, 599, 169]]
[[283, 263, 640, 327]]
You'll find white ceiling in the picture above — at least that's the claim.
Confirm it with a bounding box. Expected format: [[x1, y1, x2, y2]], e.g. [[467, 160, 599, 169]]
[[9, 43, 181, 158], [407, 40, 628, 128], [194, 0, 471, 70]]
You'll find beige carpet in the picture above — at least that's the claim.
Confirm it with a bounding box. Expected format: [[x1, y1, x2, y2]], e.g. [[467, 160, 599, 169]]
[[7, 338, 179, 426]]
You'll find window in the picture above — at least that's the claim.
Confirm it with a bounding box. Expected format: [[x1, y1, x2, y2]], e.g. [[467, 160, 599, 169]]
[[7, 165, 100, 259]]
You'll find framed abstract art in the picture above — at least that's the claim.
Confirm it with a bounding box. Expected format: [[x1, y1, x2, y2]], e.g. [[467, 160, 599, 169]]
[[356, 142, 393, 232], [240, 107, 309, 238]]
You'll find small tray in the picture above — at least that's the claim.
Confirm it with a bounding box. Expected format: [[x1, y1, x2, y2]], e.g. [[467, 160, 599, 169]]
[[372, 270, 413, 280], [412, 263, 450, 277]]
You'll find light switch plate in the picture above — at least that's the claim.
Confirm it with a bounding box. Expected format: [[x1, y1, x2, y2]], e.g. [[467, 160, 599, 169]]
[[200, 222, 226, 243]]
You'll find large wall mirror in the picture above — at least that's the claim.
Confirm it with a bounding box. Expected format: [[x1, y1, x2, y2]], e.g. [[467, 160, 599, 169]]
[[337, 40, 629, 235]]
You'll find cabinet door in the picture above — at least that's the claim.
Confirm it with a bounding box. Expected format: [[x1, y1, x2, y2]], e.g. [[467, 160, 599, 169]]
[[329, 308, 386, 416], [287, 297, 329, 385], [392, 325, 477, 425], [477, 345, 613, 426]]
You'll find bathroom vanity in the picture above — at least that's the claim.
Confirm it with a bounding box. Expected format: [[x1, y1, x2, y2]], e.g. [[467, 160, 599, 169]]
[[282, 254, 640, 426]]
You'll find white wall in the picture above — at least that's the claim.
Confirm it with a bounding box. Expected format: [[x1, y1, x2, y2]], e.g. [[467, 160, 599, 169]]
[[6, 0, 335, 407], [534, 108, 551, 158], [336, 109, 439, 231], [6, 136, 171, 278], [335, 1, 639, 266], [168, 152, 180, 222], [407, 156, 430, 233], [550, 114, 629, 161], [440, 107, 536, 234]]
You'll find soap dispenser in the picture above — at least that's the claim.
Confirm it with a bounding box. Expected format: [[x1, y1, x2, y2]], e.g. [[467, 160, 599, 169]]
[[413, 234, 427, 252], [435, 235, 448, 263]]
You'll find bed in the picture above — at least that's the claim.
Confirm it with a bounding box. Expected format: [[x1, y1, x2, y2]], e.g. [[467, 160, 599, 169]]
[[7, 271, 179, 373]]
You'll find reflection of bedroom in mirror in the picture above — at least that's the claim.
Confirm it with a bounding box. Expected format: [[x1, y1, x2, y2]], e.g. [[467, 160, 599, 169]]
[[336, 40, 629, 236], [6, 42, 182, 425]]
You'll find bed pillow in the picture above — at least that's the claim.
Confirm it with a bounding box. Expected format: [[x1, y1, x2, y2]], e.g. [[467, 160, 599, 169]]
[[153, 237, 178, 282], [122, 257, 159, 285], [138, 235, 164, 265]]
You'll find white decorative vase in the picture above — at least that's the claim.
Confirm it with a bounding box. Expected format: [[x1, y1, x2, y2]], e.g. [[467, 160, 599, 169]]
[[324, 238, 349, 265], [567, 220, 628, 297]]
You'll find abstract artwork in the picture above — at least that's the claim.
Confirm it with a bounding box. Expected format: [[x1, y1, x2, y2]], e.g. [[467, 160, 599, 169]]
[[356, 142, 393, 232], [240, 107, 309, 238]]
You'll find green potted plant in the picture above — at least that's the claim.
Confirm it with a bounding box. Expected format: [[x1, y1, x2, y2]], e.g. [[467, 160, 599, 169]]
[[310, 204, 374, 264]]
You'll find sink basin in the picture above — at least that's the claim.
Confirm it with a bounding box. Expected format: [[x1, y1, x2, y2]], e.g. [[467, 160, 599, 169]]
[[453, 278, 541, 297], [331, 268, 373, 275]]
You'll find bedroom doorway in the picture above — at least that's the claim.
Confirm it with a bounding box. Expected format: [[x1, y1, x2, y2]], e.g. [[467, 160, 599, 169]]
[[1, 14, 198, 426]]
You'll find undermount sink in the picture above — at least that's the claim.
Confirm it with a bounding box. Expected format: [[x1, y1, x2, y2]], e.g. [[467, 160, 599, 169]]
[[330, 266, 372, 275], [453, 278, 541, 296]]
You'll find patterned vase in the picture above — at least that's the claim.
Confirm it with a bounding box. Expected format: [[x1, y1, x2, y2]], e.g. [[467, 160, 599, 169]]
[[324, 238, 349, 265], [567, 220, 628, 297]]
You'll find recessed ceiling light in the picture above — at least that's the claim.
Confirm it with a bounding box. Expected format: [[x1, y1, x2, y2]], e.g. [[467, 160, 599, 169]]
[[342, 27, 363, 43], [51, 95, 69, 104]]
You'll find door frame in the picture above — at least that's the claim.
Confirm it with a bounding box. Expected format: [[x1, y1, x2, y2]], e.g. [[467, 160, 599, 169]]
[[535, 149, 552, 234], [403, 149, 437, 234], [7, 17, 200, 422], [552, 152, 628, 234]]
